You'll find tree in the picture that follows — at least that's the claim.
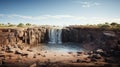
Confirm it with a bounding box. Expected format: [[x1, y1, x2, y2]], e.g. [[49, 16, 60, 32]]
[[26, 23, 31, 26], [116, 24, 120, 28], [17, 23, 24, 27], [98, 22, 110, 28], [105, 22, 109, 25], [110, 22, 118, 26], [0, 23, 2, 26], [8, 23, 10, 25], [7, 23, 14, 27]]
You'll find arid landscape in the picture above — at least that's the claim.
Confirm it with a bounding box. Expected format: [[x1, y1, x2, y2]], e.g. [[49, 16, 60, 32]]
[[0, 0, 120, 67], [0, 24, 120, 67]]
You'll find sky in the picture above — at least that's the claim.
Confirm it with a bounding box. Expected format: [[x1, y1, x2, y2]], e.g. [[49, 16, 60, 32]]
[[0, 0, 120, 26]]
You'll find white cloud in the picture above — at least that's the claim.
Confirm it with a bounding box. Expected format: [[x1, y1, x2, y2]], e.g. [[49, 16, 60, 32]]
[[0, 14, 120, 25], [0, 14, 4, 17], [7, 14, 33, 19], [45, 15, 74, 19], [4, 14, 74, 20], [80, 2, 100, 7]]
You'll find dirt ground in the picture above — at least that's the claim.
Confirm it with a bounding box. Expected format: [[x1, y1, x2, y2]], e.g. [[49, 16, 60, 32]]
[[0, 44, 120, 67]]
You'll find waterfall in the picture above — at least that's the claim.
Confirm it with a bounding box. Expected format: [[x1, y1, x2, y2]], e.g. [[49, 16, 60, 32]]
[[48, 28, 62, 44]]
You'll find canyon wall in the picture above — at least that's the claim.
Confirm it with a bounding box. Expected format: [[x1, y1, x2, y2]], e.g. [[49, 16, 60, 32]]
[[0, 26, 120, 51], [0, 27, 49, 46], [62, 27, 120, 50]]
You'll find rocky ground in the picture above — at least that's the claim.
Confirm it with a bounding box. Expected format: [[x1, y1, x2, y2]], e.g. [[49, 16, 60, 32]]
[[0, 44, 120, 67]]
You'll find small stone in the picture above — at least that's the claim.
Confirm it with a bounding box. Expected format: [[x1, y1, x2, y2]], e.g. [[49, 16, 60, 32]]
[[92, 54, 102, 59], [21, 52, 28, 58], [84, 58, 91, 63], [15, 50, 22, 54], [96, 49, 104, 53], [13, 44, 18, 48], [44, 51, 47, 53], [18, 45, 24, 50], [91, 58, 97, 62], [33, 54, 36, 58], [0, 54, 5, 57], [37, 53, 41, 55], [30, 63, 36, 67], [7, 45, 12, 49], [8, 55, 12, 59], [47, 59, 50, 62], [77, 51, 83, 54], [42, 55, 46, 57], [0, 51, 5, 54], [27, 49, 33, 52], [68, 52, 72, 54], [88, 51, 94, 55], [7, 48, 15, 53], [76, 59, 81, 63]]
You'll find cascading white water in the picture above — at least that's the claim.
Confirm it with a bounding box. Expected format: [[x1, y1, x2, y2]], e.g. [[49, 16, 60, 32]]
[[48, 28, 62, 44]]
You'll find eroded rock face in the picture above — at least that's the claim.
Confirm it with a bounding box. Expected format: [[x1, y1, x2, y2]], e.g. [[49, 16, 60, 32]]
[[0, 27, 49, 46], [0, 26, 120, 51], [62, 27, 120, 51]]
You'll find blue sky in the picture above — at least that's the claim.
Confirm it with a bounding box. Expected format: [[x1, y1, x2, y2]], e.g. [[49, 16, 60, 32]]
[[0, 0, 120, 25]]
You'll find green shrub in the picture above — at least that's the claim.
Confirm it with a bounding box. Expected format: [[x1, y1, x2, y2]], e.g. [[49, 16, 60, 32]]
[[26, 23, 31, 26], [110, 22, 118, 26], [17, 23, 24, 27], [97, 23, 110, 28]]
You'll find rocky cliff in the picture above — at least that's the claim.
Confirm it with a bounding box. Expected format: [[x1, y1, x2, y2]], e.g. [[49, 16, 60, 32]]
[[62, 27, 120, 51], [0, 27, 49, 46], [0, 26, 120, 51], [0, 26, 120, 67]]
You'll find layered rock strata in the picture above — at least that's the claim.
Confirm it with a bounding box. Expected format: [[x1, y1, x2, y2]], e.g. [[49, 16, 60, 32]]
[[62, 27, 120, 51], [0, 27, 49, 46], [0, 26, 120, 51]]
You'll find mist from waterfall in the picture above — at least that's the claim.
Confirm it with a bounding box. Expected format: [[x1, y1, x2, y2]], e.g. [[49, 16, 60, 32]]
[[48, 28, 62, 44]]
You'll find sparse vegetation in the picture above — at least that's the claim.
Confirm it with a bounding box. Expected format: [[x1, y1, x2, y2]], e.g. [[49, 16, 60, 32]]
[[0, 22, 33, 28], [17, 23, 24, 27], [0, 22, 119, 29], [26, 23, 31, 26], [97, 22, 110, 28], [69, 22, 120, 30]]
